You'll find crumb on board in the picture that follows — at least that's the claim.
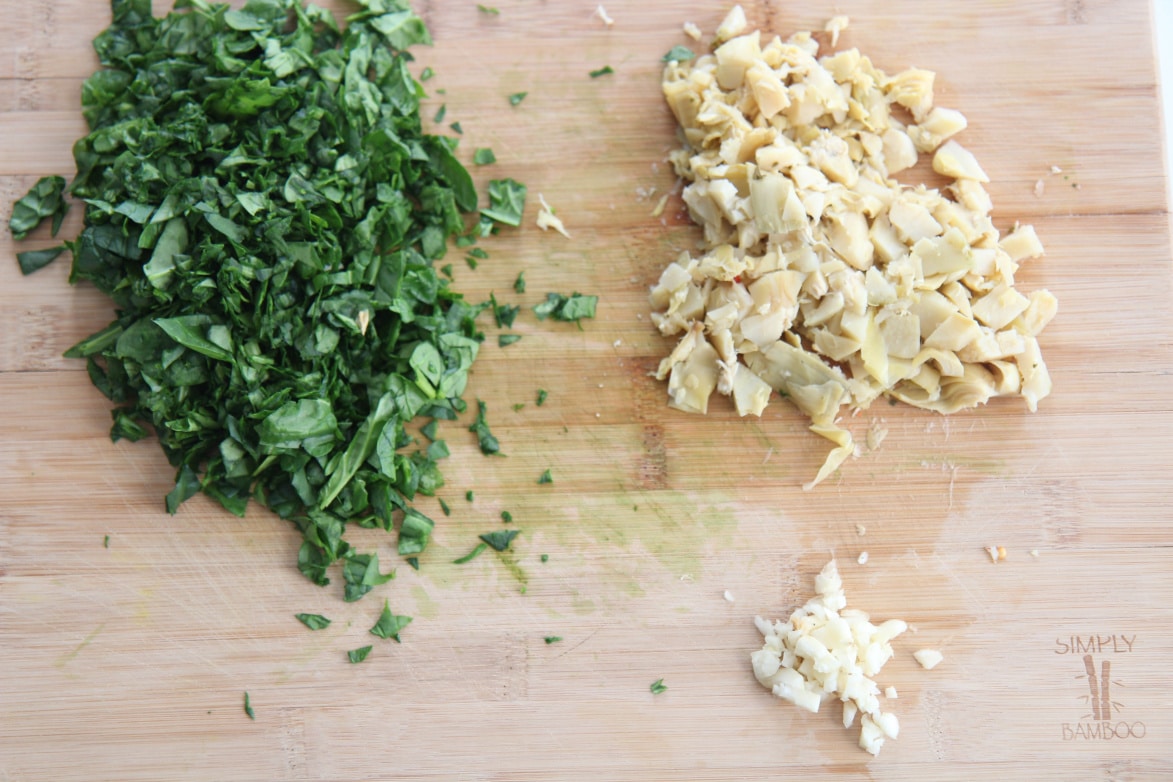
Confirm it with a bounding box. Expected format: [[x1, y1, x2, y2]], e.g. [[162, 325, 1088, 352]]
[[985, 545, 1007, 562]]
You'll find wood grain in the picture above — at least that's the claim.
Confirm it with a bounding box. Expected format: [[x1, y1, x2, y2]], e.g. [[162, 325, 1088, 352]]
[[3, 1, 1173, 780]]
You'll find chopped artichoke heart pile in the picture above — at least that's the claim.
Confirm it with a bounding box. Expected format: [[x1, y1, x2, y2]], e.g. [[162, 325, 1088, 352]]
[[752, 559, 908, 756], [653, 8, 1057, 488]]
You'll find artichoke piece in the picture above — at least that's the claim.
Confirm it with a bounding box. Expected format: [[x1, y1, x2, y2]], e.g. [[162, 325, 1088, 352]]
[[749, 172, 807, 234], [932, 140, 989, 183]]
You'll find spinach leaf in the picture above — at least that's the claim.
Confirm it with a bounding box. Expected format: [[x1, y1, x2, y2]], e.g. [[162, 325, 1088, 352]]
[[244, 691, 255, 719], [468, 399, 500, 455], [348, 645, 373, 663], [589, 66, 614, 78], [489, 293, 520, 328], [479, 529, 519, 552], [397, 507, 435, 555], [342, 552, 395, 602], [295, 613, 331, 630], [481, 179, 527, 227], [533, 292, 598, 323], [369, 599, 412, 641], [16, 245, 67, 276], [508, 92, 527, 106], [662, 46, 695, 62], [9, 176, 69, 240], [452, 542, 486, 564], [473, 148, 496, 166], [11, 0, 529, 605]]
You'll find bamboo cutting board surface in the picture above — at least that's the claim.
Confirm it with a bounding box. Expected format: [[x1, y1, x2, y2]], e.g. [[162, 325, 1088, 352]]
[[2, 1, 1172, 780]]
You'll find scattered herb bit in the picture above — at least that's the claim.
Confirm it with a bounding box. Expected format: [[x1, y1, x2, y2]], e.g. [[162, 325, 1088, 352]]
[[17, 245, 67, 276], [8, 175, 69, 240], [469, 399, 501, 455], [538, 468, 553, 484], [19, 0, 519, 603], [407, 556, 419, 570], [243, 692, 255, 720], [477, 4, 500, 14], [509, 92, 528, 106], [498, 334, 522, 347], [512, 403, 525, 412], [650, 679, 668, 695], [449, 121, 463, 134], [473, 148, 497, 166], [103, 534, 110, 548], [295, 613, 331, 631], [468, 247, 489, 260], [439, 497, 451, 516], [480, 529, 520, 552], [540, 554, 549, 563], [452, 541, 488, 564], [440, 263, 454, 278], [590, 65, 615, 78], [421, 419, 439, 441], [370, 599, 412, 642], [536, 389, 548, 406], [534, 292, 598, 323], [501, 510, 513, 523], [420, 66, 435, 81], [434, 103, 448, 123], [481, 178, 528, 227], [465, 490, 475, 502], [348, 645, 373, 664], [437, 88, 447, 95], [544, 636, 562, 644], [513, 271, 526, 293], [465, 255, 479, 270], [662, 45, 696, 62]]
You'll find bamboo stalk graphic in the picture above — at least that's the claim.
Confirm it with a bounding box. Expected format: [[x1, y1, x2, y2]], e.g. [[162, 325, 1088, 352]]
[[1100, 660, 1111, 720], [1083, 654, 1101, 721]]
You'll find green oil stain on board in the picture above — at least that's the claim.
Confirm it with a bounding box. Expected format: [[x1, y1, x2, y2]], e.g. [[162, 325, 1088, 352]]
[[544, 489, 741, 579], [55, 622, 107, 668], [412, 585, 441, 620], [571, 592, 597, 615], [497, 550, 528, 592]]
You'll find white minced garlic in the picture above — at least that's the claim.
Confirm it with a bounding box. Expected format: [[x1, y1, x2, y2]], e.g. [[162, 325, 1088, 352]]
[[536, 193, 571, 238], [653, 7, 1057, 489], [752, 559, 907, 756], [913, 648, 944, 670]]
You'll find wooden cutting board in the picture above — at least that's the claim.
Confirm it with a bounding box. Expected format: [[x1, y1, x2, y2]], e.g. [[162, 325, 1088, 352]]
[[2, 1, 1172, 779]]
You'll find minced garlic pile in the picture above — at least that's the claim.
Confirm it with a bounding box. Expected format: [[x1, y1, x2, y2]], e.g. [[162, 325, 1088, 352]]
[[752, 559, 910, 756], [652, 7, 1057, 488]]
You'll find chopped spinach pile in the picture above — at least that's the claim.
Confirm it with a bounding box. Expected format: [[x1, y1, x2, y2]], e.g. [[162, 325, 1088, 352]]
[[15, 0, 530, 599]]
